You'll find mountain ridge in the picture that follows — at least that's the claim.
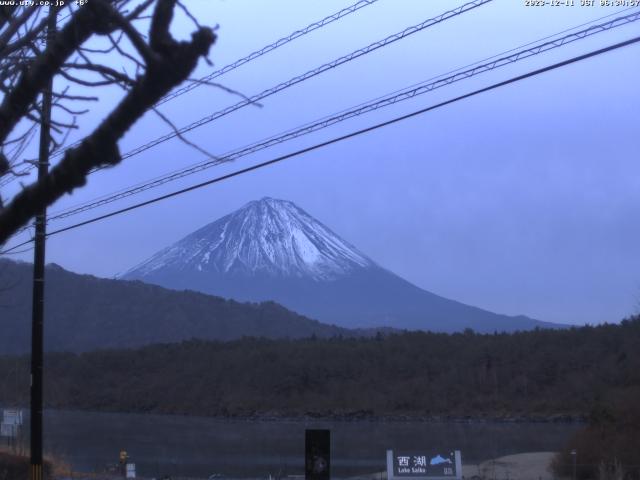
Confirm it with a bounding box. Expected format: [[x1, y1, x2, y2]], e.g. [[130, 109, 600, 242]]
[[0, 258, 353, 354], [123, 197, 563, 332]]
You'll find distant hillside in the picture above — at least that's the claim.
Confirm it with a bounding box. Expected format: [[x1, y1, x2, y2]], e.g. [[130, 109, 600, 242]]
[[0, 318, 638, 418], [0, 259, 349, 353]]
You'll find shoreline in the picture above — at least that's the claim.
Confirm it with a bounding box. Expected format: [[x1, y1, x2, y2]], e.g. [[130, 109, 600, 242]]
[[3, 405, 587, 423], [23, 452, 563, 480]]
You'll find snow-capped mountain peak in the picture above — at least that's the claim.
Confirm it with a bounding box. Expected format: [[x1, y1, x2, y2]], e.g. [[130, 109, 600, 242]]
[[121, 197, 553, 333], [124, 197, 375, 281]]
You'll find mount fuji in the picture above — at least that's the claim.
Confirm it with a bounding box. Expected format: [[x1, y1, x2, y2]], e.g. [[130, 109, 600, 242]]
[[122, 197, 559, 332]]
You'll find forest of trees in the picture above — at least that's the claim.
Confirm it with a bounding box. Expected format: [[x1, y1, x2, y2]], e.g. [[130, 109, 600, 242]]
[[1, 317, 639, 478], [0, 317, 638, 418], [552, 389, 640, 480]]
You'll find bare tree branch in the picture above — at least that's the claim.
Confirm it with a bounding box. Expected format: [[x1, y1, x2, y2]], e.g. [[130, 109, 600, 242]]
[[0, 0, 216, 244], [105, 3, 160, 65], [186, 77, 263, 108], [0, 5, 37, 53], [0, 3, 110, 143], [63, 62, 136, 87], [152, 106, 219, 161], [0, 10, 48, 57]]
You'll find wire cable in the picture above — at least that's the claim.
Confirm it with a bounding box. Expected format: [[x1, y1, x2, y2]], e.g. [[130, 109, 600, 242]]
[[115, 0, 492, 162], [157, 0, 381, 106], [3, 33, 638, 255], [40, 9, 640, 224], [0, 0, 382, 184], [43, 6, 640, 220], [3, 0, 493, 186]]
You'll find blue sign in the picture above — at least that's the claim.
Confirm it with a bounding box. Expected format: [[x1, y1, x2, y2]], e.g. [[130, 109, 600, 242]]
[[387, 450, 462, 480]]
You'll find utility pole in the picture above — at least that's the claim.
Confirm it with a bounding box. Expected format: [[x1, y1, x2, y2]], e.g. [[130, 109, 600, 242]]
[[30, 7, 56, 480]]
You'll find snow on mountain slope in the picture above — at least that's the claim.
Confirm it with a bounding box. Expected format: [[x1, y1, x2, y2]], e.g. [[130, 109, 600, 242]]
[[123, 197, 561, 332], [124, 197, 375, 281]]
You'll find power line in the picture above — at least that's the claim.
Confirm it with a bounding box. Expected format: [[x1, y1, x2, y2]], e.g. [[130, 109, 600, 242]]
[[0, 0, 382, 185], [0, 245, 33, 255], [44, 6, 640, 219], [3, 0, 492, 187], [115, 0, 492, 162], [157, 0, 381, 106], [3, 33, 638, 255], [38, 9, 640, 225]]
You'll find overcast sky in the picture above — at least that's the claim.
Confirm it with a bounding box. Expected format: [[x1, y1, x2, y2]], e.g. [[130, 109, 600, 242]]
[[2, 0, 640, 326]]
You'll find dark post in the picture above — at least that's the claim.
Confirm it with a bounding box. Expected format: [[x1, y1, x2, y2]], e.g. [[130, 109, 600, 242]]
[[30, 8, 56, 480], [305, 429, 330, 480]]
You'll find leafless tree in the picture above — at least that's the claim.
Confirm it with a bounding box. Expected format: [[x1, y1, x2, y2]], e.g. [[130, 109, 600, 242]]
[[0, 0, 216, 245]]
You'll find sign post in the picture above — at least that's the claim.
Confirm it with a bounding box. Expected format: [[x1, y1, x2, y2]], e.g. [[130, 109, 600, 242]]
[[119, 449, 129, 478], [305, 429, 330, 480], [387, 450, 462, 480]]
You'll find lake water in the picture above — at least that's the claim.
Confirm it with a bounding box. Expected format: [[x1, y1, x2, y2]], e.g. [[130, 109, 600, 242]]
[[16, 410, 580, 478]]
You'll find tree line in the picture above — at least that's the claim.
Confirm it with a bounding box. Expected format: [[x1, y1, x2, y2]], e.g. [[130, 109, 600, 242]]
[[0, 318, 638, 419], [2, 317, 639, 478]]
